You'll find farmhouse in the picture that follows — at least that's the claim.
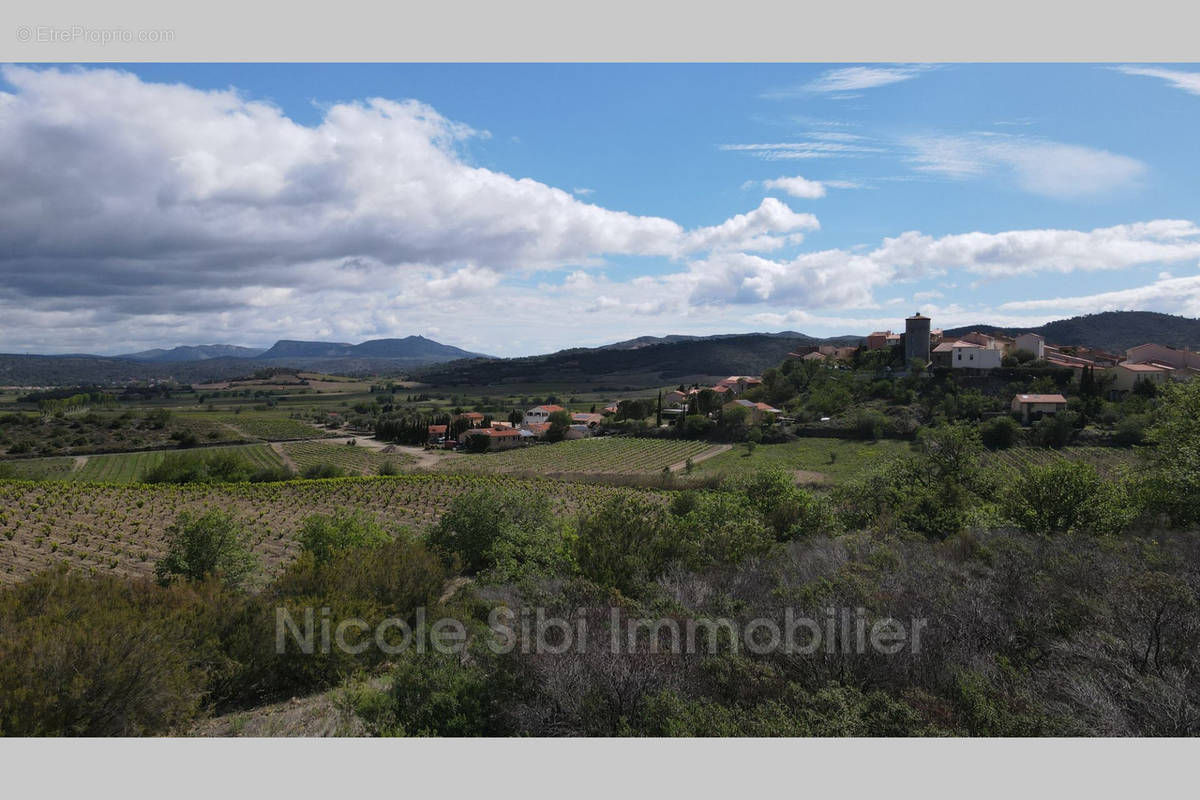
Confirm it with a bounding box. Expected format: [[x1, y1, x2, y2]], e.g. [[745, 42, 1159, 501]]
[[426, 424, 448, 446], [664, 389, 688, 406], [523, 404, 564, 426], [571, 412, 604, 427], [1011, 393, 1067, 423], [724, 398, 782, 424], [455, 411, 486, 427], [458, 426, 524, 451]]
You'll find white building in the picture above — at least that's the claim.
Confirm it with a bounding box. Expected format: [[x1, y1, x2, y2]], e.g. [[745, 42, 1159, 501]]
[[950, 342, 1002, 369], [522, 404, 565, 427]]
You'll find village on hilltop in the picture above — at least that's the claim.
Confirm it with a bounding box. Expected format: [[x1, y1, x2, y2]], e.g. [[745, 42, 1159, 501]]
[[428, 311, 1200, 451]]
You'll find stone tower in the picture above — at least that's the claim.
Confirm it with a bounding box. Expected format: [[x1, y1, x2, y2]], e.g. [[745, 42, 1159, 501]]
[[905, 312, 931, 366]]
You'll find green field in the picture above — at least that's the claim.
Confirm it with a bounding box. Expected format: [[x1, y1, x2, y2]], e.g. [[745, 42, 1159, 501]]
[[441, 437, 720, 475], [2, 444, 284, 483], [693, 437, 914, 484], [283, 441, 414, 475]]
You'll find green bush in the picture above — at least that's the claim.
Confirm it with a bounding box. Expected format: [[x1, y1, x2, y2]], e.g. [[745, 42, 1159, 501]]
[[302, 462, 345, 479], [999, 460, 1136, 536], [0, 569, 216, 735], [297, 510, 391, 565], [575, 491, 674, 595], [980, 416, 1020, 450], [427, 486, 559, 576], [155, 510, 259, 588]]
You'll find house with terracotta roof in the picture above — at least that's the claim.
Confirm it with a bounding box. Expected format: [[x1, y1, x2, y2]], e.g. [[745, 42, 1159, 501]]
[[571, 412, 604, 427], [426, 424, 448, 446], [724, 398, 782, 424], [455, 411, 486, 427], [664, 389, 688, 406], [458, 426, 525, 451], [1011, 393, 1068, 423], [522, 404, 565, 427]]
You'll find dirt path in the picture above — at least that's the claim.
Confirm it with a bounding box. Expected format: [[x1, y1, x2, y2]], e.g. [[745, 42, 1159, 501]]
[[310, 436, 458, 470], [667, 443, 732, 472], [71, 455, 88, 472], [270, 442, 298, 472]]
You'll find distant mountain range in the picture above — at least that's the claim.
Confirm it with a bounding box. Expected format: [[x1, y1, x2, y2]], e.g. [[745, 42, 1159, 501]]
[[2, 311, 1198, 387], [116, 344, 267, 362], [943, 311, 1200, 353]]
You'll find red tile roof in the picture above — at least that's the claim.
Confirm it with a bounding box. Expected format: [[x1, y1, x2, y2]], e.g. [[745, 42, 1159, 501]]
[[1014, 394, 1067, 404], [530, 404, 565, 413]]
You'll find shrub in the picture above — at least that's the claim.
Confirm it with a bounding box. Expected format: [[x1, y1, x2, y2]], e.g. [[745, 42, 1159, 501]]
[[681, 415, 714, 438], [1000, 460, 1136, 536], [427, 487, 558, 576], [575, 491, 673, 596], [851, 409, 887, 441], [980, 416, 1020, 450], [302, 462, 345, 479], [297, 511, 391, 566], [378, 460, 399, 476], [155, 510, 259, 589], [142, 451, 254, 484], [0, 569, 215, 735], [1112, 414, 1148, 447], [1030, 411, 1079, 449]]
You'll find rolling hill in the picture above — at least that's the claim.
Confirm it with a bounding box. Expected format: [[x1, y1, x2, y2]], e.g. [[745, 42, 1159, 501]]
[[411, 333, 844, 387], [943, 311, 1200, 353]]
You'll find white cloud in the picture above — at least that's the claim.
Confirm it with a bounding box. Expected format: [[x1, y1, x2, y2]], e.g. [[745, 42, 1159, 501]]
[[871, 220, 1200, 277], [721, 140, 885, 160], [1115, 66, 1200, 96], [762, 175, 826, 199], [572, 187, 594, 196], [906, 133, 1146, 198], [803, 66, 929, 93], [999, 274, 1200, 316]]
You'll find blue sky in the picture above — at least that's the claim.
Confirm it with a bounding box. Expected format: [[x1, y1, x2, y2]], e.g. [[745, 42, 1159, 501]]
[[3, 63, 1200, 355]]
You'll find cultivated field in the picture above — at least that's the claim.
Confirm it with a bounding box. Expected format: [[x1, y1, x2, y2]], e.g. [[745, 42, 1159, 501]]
[[189, 411, 327, 441], [0, 475, 652, 585], [2, 444, 284, 483], [282, 441, 415, 475], [982, 445, 1141, 479], [438, 437, 722, 475]]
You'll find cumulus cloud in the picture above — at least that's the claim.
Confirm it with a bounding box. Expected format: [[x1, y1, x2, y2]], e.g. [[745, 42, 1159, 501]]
[[0, 66, 820, 352], [871, 220, 1200, 277], [906, 133, 1146, 198], [762, 175, 827, 199], [1114, 66, 1200, 96]]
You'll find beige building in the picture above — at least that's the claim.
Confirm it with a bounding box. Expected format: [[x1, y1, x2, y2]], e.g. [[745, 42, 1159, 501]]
[[1106, 362, 1171, 396], [1125, 343, 1200, 371], [1011, 393, 1067, 423], [1013, 332, 1045, 359]]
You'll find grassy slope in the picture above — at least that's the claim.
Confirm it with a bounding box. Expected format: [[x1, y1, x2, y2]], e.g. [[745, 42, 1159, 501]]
[[693, 437, 914, 484]]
